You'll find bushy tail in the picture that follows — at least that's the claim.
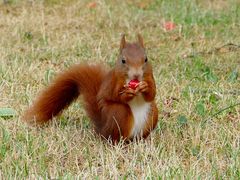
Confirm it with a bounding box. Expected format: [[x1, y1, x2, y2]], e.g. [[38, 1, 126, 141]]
[[22, 64, 108, 125]]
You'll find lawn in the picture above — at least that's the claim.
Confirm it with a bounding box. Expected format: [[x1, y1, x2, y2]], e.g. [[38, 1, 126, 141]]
[[0, 0, 239, 178]]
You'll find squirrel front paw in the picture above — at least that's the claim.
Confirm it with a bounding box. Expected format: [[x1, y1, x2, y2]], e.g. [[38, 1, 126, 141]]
[[119, 87, 136, 102], [136, 81, 155, 102], [136, 81, 149, 93]]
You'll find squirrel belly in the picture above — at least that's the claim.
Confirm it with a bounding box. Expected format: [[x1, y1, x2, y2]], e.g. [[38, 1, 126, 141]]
[[128, 94, 151, 138]]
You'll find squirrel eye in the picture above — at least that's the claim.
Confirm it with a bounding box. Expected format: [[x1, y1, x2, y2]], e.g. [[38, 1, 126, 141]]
[[145, 57, 148, 63], [122, 59, 126, 64]]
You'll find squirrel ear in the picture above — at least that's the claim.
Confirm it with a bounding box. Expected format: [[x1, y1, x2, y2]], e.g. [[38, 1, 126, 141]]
[[120, 34, 126, 51], [137, 34, 144, 48]]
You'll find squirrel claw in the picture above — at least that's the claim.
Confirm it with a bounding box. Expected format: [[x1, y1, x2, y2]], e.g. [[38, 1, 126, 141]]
[[136, 81, 148, 93]]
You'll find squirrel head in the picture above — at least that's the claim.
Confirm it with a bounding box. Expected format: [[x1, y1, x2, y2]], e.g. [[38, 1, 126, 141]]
[[116, 34, 152, 82]]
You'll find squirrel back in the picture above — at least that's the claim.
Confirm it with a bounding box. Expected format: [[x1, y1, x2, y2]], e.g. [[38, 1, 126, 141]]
[[23, 35, 158, 142]]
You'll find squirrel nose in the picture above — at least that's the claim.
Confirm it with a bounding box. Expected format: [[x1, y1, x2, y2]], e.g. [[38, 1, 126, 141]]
[[133, 74, 140, 80]]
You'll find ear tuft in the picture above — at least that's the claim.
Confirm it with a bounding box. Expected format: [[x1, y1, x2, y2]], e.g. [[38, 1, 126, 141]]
[[120, 34, 126, 51], [137, 34, 144, 48]]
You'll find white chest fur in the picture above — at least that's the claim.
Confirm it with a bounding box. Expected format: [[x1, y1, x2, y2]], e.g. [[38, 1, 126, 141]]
[[128, 95, 151, 138]]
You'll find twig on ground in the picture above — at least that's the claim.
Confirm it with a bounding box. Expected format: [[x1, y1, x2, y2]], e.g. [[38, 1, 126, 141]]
[[184, 43, 240, 58], [202, 102, 240, 125]]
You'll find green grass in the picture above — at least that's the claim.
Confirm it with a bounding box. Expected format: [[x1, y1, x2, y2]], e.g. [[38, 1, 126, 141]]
[[0, 0, 239, 178]]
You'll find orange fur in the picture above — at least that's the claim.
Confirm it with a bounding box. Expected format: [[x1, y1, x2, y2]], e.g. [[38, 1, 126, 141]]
[[23, 35, 159, 142], [23, 64, 107, 125]]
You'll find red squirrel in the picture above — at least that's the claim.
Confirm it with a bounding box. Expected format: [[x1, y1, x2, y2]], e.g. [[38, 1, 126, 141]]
[[23, 34, 158, 142]]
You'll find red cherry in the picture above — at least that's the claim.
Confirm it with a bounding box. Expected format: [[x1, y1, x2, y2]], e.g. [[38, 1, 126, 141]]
[[128, 79, 140, 90]]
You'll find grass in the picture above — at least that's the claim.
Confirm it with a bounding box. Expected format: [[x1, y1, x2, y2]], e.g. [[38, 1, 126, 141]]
[[0, 0, 239, 178]]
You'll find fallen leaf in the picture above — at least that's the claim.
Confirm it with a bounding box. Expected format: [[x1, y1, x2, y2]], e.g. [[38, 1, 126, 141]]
[[0, 108, 16, 118], [177, 115, 188, 126], [87, 2, 97, 9], [164, 21, 176, 31]]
